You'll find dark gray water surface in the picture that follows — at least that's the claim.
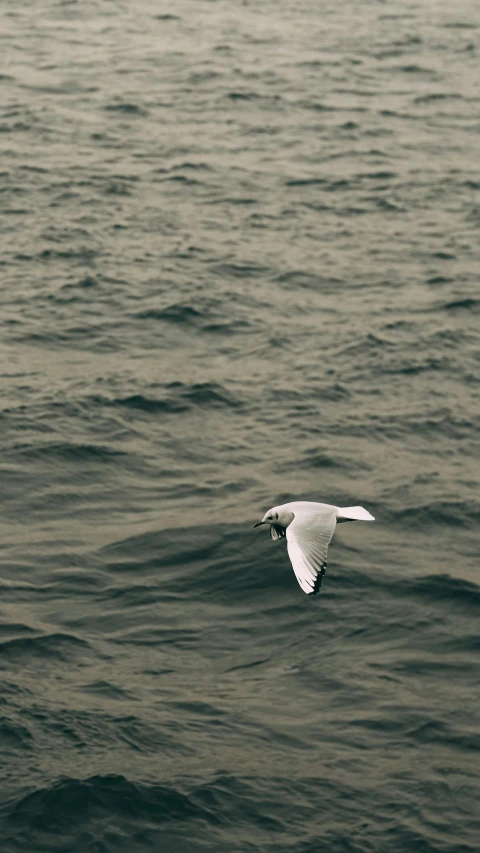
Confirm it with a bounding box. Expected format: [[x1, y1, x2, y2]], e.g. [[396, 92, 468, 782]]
[[1, 1, 479, 851]]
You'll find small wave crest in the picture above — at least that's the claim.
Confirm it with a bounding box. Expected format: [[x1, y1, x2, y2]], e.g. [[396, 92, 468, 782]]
[[111, 382, 244, 414]]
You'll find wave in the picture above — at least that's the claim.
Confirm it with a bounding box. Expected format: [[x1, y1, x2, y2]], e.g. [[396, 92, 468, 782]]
[[286, 448, 369, 472], [390, 500, 480, 530], [439, 297, 480, 313], [4, 441, 125, 463], [111, 382, 244, 414], [104, 102, 148, 115], [136, 304, 203, 324], [408, 573, 480, 609], [1, 772, 301, 845], [0, 720, 34, 752], [3, 774, 208, 832], [0, 633, 90, 662]]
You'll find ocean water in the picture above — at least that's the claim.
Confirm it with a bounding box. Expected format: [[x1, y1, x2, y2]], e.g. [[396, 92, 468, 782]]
[[0, 0, 479, 851]]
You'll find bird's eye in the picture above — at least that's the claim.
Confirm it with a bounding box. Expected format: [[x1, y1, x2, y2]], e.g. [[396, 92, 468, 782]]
[[267, 515, 272, 520], [275, 513, 278, 520]]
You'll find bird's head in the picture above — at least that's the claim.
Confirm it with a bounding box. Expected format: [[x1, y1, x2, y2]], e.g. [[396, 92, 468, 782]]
[[253, 506, 293, 528]]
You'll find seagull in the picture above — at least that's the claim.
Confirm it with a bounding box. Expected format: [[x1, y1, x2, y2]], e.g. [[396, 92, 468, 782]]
[[253, 501, 374, 595]]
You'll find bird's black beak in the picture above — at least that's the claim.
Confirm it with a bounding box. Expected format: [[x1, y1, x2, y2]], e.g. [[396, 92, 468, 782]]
[[253, 521, 266, 528]]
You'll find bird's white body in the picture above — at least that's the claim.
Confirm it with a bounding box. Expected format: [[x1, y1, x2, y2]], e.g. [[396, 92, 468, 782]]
[[254, 500, 374, 595]]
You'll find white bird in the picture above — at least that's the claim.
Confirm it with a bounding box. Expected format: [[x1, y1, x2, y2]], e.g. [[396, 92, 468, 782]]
[[254, 501, 374, 595]]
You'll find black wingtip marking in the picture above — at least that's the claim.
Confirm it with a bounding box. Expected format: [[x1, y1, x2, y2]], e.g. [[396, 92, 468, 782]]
[[309, 562, 327, 596]]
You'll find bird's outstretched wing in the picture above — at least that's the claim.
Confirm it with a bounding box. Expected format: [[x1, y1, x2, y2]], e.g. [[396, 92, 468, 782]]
[[286, 507, 337, 595]]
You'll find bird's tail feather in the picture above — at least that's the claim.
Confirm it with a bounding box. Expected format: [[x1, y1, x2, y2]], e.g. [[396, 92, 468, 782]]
[[337, 505, 375, 521]]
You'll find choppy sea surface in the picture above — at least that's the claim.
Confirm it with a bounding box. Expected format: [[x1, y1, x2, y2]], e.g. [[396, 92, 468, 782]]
[[1, 1, 479, 851]]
